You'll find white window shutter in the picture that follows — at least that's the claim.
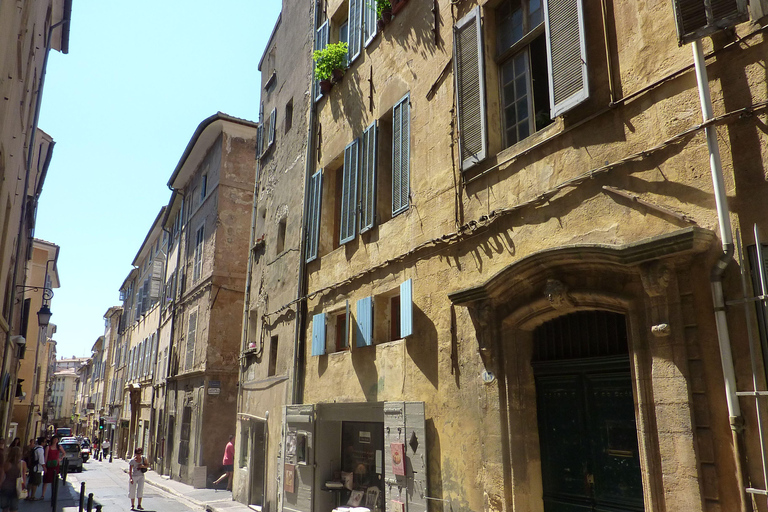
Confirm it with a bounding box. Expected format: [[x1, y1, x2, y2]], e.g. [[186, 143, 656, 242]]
[[186, 310, 197, 370], [314, 22, 330, 100], [306, 170, 323, 262], [269, 108, 277, 145], [384, 402, 428, 512], [340, 139, 359, 245], [400, 279, 413, 337], [454, 7, 488, 171], [348, 0, 363, 61], [311, 312, 326, 356], [356, 296, 373, 347], [359, 122, 377, 233], [363, 0, 377, 46], [392, 95, 410, 216], [544, 0, 590, 118]]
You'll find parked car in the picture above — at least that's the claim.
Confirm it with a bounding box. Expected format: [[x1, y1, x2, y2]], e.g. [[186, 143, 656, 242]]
[[60, 441, 83, 472], [56, 427, 72, 438], [80, 438, 91, 462]]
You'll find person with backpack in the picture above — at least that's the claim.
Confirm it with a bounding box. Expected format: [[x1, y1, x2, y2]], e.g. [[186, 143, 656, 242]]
[[24, 438, 45, 501]]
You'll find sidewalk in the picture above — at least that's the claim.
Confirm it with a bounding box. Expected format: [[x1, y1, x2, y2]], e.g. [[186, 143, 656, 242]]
[[110, 458, 254, 512]]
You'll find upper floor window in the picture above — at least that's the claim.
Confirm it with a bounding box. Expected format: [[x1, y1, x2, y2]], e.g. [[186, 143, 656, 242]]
[[200, 174, 208, 201], [454, 1, 589, 170], [193, 225, 204, 282]]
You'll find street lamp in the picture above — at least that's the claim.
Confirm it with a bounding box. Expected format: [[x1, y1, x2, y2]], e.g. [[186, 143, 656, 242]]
[[37, 304, 52, 327], [15, 285, 54, 327]]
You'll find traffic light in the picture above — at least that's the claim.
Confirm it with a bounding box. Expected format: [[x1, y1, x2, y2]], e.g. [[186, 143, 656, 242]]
[[99, 418, 104, 430]]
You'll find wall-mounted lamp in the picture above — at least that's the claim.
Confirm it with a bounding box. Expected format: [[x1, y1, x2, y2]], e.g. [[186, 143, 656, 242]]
[[16, 285, 54, 328]]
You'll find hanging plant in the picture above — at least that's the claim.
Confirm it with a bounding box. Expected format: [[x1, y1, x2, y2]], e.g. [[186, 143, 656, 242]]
[[375, 0, 392, 19], [313, 42, 349, 82]]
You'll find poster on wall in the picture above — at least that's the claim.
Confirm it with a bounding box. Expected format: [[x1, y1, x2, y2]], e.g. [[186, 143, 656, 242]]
[[390, 441, 406, 476], [284, 464, 296, 494], [286, 431, 297, 464]]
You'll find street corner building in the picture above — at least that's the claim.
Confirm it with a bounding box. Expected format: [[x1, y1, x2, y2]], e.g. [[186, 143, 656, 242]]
[[234, 0, 768, 511]]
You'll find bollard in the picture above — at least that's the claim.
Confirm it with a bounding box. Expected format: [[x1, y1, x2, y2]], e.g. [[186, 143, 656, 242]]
[[86, 492, 94, 512], [79, 482, 86, 512], [109, 449, 113, 463], [95, 505, 102, 512], [50, 473, 59, 511], [62, 458, 70, 483]]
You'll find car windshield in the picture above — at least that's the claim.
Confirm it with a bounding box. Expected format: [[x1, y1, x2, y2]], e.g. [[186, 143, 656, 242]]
[[61, 444, 80, 454]]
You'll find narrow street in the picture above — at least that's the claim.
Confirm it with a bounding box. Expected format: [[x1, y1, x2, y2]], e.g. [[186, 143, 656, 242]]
[[17, 457, 244, 512]]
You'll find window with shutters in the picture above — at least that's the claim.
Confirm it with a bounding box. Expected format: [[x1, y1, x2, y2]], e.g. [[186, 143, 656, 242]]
[[193, 225, 204, 282], [268, 108, 277, 147], [186, 308, 198, 371], [372, 280, 413, 344], [314, 22, 330, 101]]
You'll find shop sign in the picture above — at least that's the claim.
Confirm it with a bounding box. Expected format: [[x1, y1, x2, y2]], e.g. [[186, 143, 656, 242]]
[[359, 431, 371, 444]]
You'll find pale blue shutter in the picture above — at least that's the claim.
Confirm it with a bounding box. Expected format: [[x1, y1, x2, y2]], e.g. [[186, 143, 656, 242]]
[[311, 312, 326, 356], [314, 22, 329, 100], [392, 95, 410, 215], [269, 108, 277, 145], [348, 0, 363, 61], [359, 122, 377, 232], [340, 139, 359, 245], [543, 0, 589, 117], [356, 296, 373, 347], [306, 170, 323, 262], [400, 279, 413, 337], [454, 7, 488, 170], [363, 0, 377, 46]]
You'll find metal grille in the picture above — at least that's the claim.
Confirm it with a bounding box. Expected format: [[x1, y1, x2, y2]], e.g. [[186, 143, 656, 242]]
[[533, 311, 628, 362]]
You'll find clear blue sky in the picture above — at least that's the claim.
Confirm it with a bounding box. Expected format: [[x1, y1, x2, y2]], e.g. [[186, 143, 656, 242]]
[[36, 1, 282, 358]]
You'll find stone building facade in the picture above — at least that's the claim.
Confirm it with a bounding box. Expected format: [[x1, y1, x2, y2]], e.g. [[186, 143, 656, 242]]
[[254, 0, 768, 512], [233, 0, 316, 508], [0, 0, 71, 436], [163, 113, 258, 487]]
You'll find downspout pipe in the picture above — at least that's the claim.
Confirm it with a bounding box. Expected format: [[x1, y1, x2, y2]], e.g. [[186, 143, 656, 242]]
[[291, 1, 321, 406], [693, 39, 748, 512]]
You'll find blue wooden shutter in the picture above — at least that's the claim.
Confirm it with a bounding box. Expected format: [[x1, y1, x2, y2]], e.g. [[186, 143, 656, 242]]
[[340, 139, 359, 245], [454, 7, 488, 171], [400, 279, 413, 337], [543, 0, 589, 117], [363, 0, 377, 46], [356, 296, 373, 347], [360, 122, 377, 232], [391, 95, 410, 216], [311, 312, 326, 356], [314, 22, 329, 100], [306, 170, 323, 262], [348, 0, 363, 61]]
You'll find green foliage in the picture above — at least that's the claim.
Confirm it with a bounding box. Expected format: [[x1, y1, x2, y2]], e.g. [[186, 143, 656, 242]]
[[376, 0, 392, 19], [313, 42, 348, 81]]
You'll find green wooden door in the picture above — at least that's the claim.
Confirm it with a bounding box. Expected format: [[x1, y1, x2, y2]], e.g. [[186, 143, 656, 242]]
[[536, 364, 643, 512]]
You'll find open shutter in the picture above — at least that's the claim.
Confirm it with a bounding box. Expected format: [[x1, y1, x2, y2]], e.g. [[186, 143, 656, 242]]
[[363, 0, 377, 46], [344, 300, 351, 350], [150, 258, 163, 300], [384, 402, 428, 512], [356, 296, 373, 347], [340, 139, 359, 244], [306, 170, 323, 262], [400, 279, 413, 337], [360, 122, 377, 232], [348, 0, 363, 61], [257, 103, 264, 156], [282, 404, 315, 512], [544, 0, 589, 118], [314, 22, 330, 100], [311, 312, 326, 356], [454, 7, 487, 171], [269, 108, 277, 145], [672, 0, 748, 44], [392, 95, 410, 216]]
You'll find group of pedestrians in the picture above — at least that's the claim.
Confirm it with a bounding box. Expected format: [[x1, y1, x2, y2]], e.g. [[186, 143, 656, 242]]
[[0, 435, 66, 511]]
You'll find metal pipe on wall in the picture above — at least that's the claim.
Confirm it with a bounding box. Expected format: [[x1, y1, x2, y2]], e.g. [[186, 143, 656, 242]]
[[693, 38, 748, 512]]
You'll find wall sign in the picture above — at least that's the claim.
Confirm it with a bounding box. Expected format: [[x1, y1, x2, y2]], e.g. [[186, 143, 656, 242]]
[[284, 464, 295, 493], [391, 442, 405, 476]]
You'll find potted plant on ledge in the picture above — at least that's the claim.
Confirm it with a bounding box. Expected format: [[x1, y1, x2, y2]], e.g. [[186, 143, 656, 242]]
[[314, 42, 348, 93], [376, 0, 393, 30]]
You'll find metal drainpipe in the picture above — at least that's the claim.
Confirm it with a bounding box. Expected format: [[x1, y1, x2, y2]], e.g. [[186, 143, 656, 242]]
[[291, 1, 321, 406], [693, 39, 748, 512]]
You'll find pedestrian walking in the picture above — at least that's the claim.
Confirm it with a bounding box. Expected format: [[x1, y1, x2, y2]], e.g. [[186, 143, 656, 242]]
[[1, 446, 27, 512], [24, 438, 45, 501], [212, 435, 235, 491], [128, 448, 149, 510], [41, 436, 64, 500], [101, 438, 110, 459]]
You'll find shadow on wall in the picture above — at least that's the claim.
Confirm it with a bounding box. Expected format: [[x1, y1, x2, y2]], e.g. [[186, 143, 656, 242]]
[[406, 303, 439, 390]]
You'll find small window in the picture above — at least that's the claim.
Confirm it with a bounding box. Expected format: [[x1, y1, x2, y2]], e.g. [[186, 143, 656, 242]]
[[200, 174, 208, 201], [276, 218, 287, 254], [268, 336, 278, 376], [334, 308, 349, 352], [390, 295, 401, 341], [285, 99, 293, 133]]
